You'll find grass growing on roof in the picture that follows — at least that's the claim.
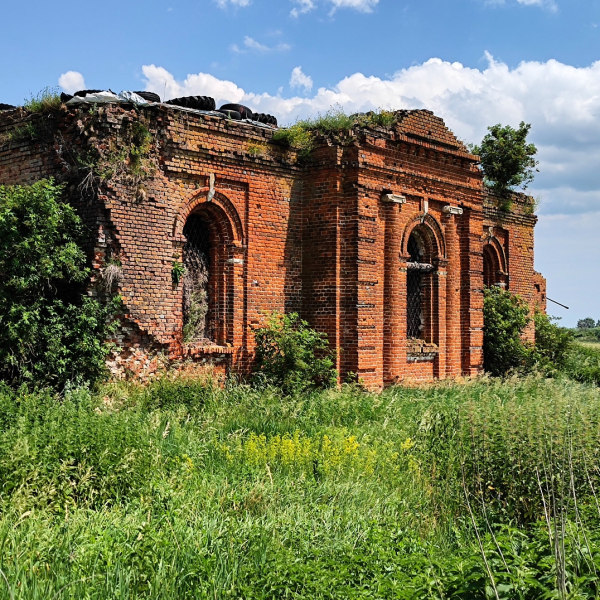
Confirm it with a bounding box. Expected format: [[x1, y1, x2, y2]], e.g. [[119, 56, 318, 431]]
[[273, 107, 400, 159], [23, 86, 62, 113]]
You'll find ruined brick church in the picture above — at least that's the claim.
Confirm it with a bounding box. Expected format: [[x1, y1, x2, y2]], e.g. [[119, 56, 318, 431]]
[[0, 95, 546, 387]]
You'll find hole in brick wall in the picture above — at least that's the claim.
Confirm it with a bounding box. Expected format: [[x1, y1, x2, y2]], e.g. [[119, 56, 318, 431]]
[[183, 214, 213, 343]]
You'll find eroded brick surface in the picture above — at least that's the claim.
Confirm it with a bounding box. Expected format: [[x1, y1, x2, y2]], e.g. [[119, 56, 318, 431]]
[[0, 104, 544, 385]]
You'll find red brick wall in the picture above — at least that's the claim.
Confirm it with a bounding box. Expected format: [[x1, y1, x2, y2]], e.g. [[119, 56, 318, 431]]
[[0, 104, 544, 384]]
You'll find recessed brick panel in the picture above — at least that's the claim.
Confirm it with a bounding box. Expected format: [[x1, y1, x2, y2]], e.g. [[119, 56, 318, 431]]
[[0, 104, 543, 385]]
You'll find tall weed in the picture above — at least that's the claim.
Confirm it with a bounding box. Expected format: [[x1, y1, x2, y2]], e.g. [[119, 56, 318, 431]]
[[2, 377, 600, 597]]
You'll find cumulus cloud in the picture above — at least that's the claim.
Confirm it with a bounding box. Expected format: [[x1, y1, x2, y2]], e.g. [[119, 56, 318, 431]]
[[142, 64, 245, 108], [231, 36, 291, 53], [143, 55, 600, 217], [290, 67, 313, 92], [58, 71, 85, 94], [290, 0, 377, 17]]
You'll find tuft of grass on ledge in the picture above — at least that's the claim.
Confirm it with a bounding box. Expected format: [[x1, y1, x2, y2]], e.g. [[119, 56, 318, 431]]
[[23, 86, 62, 113], [273, 107, 399, 159]]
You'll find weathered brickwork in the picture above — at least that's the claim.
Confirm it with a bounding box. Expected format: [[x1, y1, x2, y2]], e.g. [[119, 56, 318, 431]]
[[0, 103, 545, 386]]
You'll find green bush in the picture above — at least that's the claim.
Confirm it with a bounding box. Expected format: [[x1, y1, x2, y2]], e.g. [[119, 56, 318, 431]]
[[531, 311, 574, 371], [483, 286, 531, 376], [471, 121, 539, 199], [562, 342, 600, 386], [0, 179, 115, 389], [252, 312, 338, 394], [272, 123, 315, 158]]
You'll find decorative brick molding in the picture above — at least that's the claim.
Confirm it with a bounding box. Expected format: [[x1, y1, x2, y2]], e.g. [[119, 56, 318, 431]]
[[407, 339, 440, 362], [0, 104, 544, 386]]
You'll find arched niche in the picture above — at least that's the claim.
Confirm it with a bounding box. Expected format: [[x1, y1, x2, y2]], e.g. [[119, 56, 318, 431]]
[[174, 189, 245, 346]]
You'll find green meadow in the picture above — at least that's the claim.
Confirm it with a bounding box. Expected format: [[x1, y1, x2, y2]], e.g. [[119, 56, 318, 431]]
[[2, 372, 600, 599]]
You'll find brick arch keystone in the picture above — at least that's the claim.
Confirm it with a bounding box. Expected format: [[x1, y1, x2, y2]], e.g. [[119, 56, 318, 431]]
[[400, 213, 446, 260], [173, 189, 244, 246], [484, 236, 508, 275]]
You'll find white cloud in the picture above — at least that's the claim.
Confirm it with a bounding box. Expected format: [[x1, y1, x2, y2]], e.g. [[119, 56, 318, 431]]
[[291, 0, 315, 17], [143, 55, 600, 218], [328, 0, 378, 12], [215, 0, 251, 7], [232, 36, 291, 53], [290, 0, 377, 17], [242, 36, 269, 51], [290, 67, 313, 92], [58, 71, 85, 94], [486, 0, 557, 10], [142, 64, 245, 108]]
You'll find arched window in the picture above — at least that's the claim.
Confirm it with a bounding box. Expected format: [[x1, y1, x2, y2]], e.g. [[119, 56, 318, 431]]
[[483, 243, 506, 288], [406, 229, 435, 340], [183, 213, 213, 342]]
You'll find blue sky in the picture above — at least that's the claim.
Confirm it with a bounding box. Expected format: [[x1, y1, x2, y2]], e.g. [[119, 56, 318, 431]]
[[2, 0, 600, 325]]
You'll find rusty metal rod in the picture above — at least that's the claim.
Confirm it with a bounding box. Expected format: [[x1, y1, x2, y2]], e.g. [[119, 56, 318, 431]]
[[547, 297, 569, 310]]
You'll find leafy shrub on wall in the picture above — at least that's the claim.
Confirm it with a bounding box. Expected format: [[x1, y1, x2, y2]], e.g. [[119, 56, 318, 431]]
[[0, 179, 115, 389]]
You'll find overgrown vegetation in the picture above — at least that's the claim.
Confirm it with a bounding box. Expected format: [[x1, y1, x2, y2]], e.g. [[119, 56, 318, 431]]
[[0, 121, 44, 147], [23, 86, 62, 113], [0, 179, 115, 389], [182, 246, 209, 343], [3, 375, 600, 597], [483, 286, 532, 376], [471, 122, 539, 209], [171, 259, 185, 284], [246, 142, 268, 157], [273, 107, 399, 159], [482, 285, 600, 391], [77, 119, 156, 200], [530, 310, 574, 371], [252, 312, 338, 394]]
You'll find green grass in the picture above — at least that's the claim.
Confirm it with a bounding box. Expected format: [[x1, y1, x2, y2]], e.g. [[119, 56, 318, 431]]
[[272, 107, 399, 158], [2, 376, 600, 598], [23, 87, 62, 113], [562, 341, 600, 386]]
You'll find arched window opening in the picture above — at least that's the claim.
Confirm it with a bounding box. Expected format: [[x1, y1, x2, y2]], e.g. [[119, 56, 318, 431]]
[[483, 244, 501, 288], [183, 214, 212, 343], [406, 230, 435, 340]]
